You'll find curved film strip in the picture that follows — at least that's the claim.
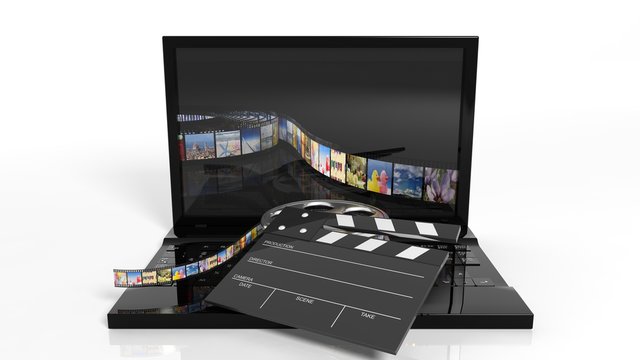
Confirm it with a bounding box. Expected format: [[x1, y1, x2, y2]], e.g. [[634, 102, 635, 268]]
[[113, 200, 462, 288], [178, 111, 459, 207], [113, 224, 263, 288]]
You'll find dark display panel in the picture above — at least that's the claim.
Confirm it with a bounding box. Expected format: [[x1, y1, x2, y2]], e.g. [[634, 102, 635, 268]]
[[173, 46, 466, 229]]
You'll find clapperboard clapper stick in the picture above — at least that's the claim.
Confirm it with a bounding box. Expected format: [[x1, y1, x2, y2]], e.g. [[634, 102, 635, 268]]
[[322, 213, 462, 244], [206, 206, 450, 354]]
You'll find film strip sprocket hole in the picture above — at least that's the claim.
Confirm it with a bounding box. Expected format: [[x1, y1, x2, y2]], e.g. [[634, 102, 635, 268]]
[[113, 224, 263, 288]]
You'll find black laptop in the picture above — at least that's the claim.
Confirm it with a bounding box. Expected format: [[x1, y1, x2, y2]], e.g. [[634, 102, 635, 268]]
[[108, 36, 533, 330]]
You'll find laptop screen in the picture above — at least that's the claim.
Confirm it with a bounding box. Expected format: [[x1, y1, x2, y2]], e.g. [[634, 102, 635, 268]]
[[167, 40, 475, 233]]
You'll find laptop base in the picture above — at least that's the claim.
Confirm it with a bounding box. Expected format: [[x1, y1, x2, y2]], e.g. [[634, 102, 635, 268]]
[[107, 228, 533, 329]]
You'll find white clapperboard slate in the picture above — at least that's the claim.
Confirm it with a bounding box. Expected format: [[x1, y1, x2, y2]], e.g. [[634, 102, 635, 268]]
[[206, 207, 458, 354]]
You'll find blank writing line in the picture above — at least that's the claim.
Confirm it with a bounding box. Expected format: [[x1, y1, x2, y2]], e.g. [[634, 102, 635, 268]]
[[260, 243, 424, 278], [247, 260, 413, 299]]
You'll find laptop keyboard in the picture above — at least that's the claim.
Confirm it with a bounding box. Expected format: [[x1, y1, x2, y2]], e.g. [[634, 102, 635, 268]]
[[415, 244, 493, 288]]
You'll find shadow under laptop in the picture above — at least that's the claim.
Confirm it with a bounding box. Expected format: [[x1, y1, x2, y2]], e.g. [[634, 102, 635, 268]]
[[108, 328, 532, 360]]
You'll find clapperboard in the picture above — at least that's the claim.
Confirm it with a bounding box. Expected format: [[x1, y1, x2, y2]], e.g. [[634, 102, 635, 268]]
[[206, 207, 461, 354]]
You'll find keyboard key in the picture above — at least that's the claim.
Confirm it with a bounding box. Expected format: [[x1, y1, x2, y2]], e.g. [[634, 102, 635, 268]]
[[473, 278, 494, 287], [436, 273, 452, 286], [465, 258, 480, 265]]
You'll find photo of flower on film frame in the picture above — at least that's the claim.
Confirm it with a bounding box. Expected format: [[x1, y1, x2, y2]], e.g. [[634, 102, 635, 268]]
[[423, 168, 458, 205]]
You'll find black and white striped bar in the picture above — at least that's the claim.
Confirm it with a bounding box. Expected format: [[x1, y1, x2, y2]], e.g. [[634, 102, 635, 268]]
[[324, 213, 461, 244], [310, 228, 446, 267], [264, 207, 450, 267]]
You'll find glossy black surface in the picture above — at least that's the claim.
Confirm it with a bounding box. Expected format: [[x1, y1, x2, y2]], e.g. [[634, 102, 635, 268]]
[[107, 230, 533, 329], [178, 144, 459, 232], [163, 37, 478, 237]]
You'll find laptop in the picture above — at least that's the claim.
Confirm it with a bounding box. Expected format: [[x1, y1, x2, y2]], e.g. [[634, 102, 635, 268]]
[[108, 36, 533, 330]]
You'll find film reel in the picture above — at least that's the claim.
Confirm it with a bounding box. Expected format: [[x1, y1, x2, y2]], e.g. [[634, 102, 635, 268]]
[[261, 200, 388, 229]]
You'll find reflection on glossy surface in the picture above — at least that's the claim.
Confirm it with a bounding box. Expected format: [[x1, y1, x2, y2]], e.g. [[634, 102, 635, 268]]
[[109, 329, 532, 360], [181, 143, 455, 226]]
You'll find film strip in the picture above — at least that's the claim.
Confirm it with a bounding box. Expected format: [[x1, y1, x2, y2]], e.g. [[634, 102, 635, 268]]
[[113, 224, 263, 288], [177, 111, 459, 207]]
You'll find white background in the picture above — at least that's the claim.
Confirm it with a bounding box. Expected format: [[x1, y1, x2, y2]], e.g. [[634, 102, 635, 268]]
[[1, 1, 638, 359]]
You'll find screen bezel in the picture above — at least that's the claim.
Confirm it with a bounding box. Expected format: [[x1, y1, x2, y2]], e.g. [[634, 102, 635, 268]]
[[163, 36, 478, 237]]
